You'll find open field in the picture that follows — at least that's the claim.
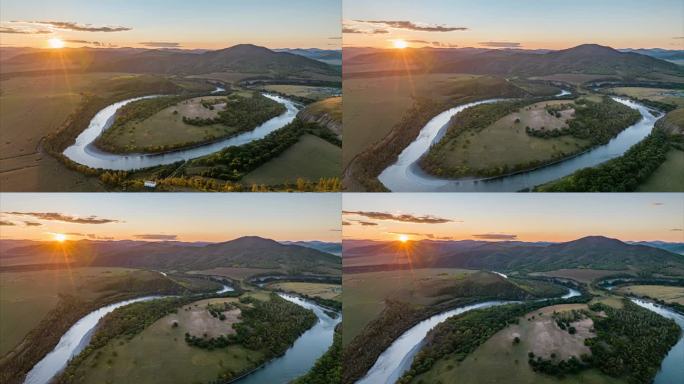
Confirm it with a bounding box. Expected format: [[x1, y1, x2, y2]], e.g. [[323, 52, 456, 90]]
[[606, 87, 684, 107], [268, 282, 341, 301], [298, 97, 342, 137], [0, 267, 163, 355], [241, 134, 341, 185], [533, 269, 631, 284], [262, 85, 339, 101], [637, 148, 684, 191], [414, 303, 624, 384], [425, 99, 590, 175], [189, 267, 282, 281], [69, 295, 267, 384], [530, 73, 621, 85], [97, 95, 238, 153], [343, 74, 509, 167], [616, 285, 684, 305]]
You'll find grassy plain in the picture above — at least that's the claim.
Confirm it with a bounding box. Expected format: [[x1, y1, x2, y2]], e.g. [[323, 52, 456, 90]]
[[98, 96, 239, 153], [413, 304, 624, 384], [533, 269, 631, 284], [262, 85, 338, 101], [343, 74, 508, 167], [425, 99, 590, 175], [343, 268, 479, 343], [616, 285, 684, 305], [267, 282, 342, 301], [241, 134, 340, 185], [606, 87, 684, 107], [0, 267, 162, 355], [637, 148, 684, 191], [69, 294, 269, 384]]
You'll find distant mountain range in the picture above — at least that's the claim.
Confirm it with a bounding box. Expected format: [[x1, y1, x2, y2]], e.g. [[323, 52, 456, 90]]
[[281, 241, 342, 256], [345, 44, 684, 78], [0, 236, 340, 275], [344, 236, 684, 275], [275, 48, 341, 65], [1, 44, 339, 77]]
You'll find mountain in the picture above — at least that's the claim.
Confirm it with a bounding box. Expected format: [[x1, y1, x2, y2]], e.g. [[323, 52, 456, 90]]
[[344, 236, 684, 275], [620, 48, 684, 64], [346, 44, 683, 78], [629, 241, 684, 255], [275, 48, 342, 65], [281, 241, 342, 256], [3, 44, 338, 77], [0, 236, 341, 274]]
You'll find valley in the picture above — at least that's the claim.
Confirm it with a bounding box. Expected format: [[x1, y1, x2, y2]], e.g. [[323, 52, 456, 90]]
[[342, 44, 684, 192], [0, 45, 342, 192]]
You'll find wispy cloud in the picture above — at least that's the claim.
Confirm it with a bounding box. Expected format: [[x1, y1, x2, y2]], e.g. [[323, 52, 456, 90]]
[[356, 20, 467, 32], [65, 39, 107, 46], [343, 27, 363, 34], [0, 26, 51, 34], [354, 220, 378, 226], [652, 202, 664, 206], [134, 234, 178, 240], [21, 20, 131, 32], [139, 41, 181, 48], [4, 212, 121, 224], [472, 233, 518, 240], [479, 41, 521, 48], [343, 210, 454, 224], [372, 29, 389, 34], [671, 228, 683, 232], [329, 36, 342, 40], [0, 220, 15, 226], [23, 221, 41, 227], [342, 221, 352, 226]]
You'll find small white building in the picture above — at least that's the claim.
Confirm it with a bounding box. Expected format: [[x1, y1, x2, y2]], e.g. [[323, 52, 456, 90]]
[[144, 180, 157, 189]]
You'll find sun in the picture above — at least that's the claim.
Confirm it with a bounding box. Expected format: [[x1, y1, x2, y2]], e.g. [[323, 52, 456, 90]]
[[53, 233, 67, 242], [399, 234, 409, 243], [48, 38, 65, 49], [393, 39, 408, 49]]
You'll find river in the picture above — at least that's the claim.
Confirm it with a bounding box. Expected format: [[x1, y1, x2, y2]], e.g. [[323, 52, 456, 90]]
[[233, 294, 340, 384], [24, 282, 233, 384], [357, 288, 580, 384], [630, 298, 684, 384], [378, 94, 661, 192], [62, 91, 299, 171]]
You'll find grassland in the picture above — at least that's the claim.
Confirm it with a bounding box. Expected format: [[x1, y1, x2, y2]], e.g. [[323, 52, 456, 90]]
[[616, 285, 684, 305], [0, 267, 164, 355], [424, 99, 590, 176], [413, 303, 624, 384], [241, 134, 341, 185], [637, 148, 684, 191], [605, 87, 684, 107], [95, 96, 239, 153], [533, 269, 631, 284], [262, 85, 338, 101], [267, 282, 342, 301], [343, 74, 508, 167], [67, 294, 269, 384]]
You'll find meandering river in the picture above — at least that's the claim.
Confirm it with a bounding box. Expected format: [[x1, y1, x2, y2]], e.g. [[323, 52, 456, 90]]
[[357, 288, 580, 384], [378, 93, 661, 192], [62, 91, 299, 171]]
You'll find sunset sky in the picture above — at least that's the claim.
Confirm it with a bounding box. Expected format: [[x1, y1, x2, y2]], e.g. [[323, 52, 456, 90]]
[[0, 0, 341, 49], [343, 0, 684, 49], [343, 193, 684, 242], [0, 193, 341, 242]]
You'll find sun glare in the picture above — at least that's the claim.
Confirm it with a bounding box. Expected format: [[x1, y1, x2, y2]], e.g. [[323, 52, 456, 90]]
[[399, 234, 409, 243], [53, 233, 67, 242], [393, 39, 408, 49], [48, 38, 65, 49]]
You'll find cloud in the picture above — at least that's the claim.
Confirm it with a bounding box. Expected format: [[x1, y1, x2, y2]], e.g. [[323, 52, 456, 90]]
[[342, 210, 454, 224], [23, 221, 41, 227], [652, 202, 664, 206], [479, 41, 521, 48], [5, 212, 120, 224], [407, 39, 430, 44], [372, 29, 389, 34], [354, 220, 378, 226], [670, 228, 683, 232], [472, 233, 518, 240], [139, 41, 181, 48], [0, 26, 51, 34], [0, 220, 15, 226], [64, 39, 106, 46], [65, 232, 86, 236], [342, 221, 352, 226], [134, 234, 178, 240], [329, 228, 342, 232], [388, 231, 433, 238], [27, 20, 131, 32], [329, 36, 342, 40], [343, 27, 363, 34], [357, 20, 468, 32], [674, 37, 684, 39]]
